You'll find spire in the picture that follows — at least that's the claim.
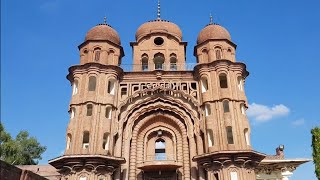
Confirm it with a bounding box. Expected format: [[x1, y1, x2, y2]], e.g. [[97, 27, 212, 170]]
[[157, 0, 161, 20], [103, 16, 107, 25], [209, 13, 213, 25]]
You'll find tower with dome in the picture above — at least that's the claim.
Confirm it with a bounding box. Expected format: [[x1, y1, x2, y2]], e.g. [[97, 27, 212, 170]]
[[47, 3, 309, 180]]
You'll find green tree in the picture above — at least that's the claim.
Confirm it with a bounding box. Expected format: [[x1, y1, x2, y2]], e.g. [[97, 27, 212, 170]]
[[311, 127, 320, 179], [0, 122, 46, 165]]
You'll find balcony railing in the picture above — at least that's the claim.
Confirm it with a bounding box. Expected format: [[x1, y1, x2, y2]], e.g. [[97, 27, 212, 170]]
[[120, 63, 197, 72], [146, 154, 175, 161]]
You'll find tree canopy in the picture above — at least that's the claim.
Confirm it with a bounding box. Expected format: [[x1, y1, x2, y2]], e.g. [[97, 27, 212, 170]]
[[312, 127, 320, 179], [0, 122, 46, 165]]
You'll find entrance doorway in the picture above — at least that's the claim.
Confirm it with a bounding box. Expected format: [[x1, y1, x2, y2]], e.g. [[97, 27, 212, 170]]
[[144, 170, 177, 180]]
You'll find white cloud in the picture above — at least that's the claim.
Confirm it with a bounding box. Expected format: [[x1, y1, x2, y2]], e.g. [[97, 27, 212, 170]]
[[247, 103, 290, 122], [292, 119, 305, 126]]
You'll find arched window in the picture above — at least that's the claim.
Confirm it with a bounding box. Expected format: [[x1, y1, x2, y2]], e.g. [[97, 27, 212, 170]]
[[227, 48, 232, 60], [202, 49, 208, 62], [72, 80, 78, 95], [223, 100, 230, 113], [79, 176, 87, 180], [82, 131, 90, 149], [154, 53, 164, 70], [155, 139, 166, 160], [240, 103, 246, 115], [105, 106, 112, 119], [102, 133, 110, 151], [207, 129, 214, 147], [226, 126, 234, 144], [141, 54, 148, 71], [94, 48, 101, 61], [201, 77, 208, 93], [108, 50, 115, 63], [107, 79, 116, 95], [88, 76, 96, 91], [66, 133, 72, 150], [205, 104, 211, 116], [83, 49, 88, 60], [237, 76, 244, 91], [98, 175, 106, 180], [70, 107, 75, 119], [215, 48, 222, 60], [170, 53, 177, 70], [230, 171, 238, 180], [219, 73, 228, 88], [86, 104, 93, 116], [214, 173, 219, 180], [244, 128, 250, 145]]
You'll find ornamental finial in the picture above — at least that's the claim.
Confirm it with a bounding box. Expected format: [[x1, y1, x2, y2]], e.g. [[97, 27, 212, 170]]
[[103, 16, 107, 24], [157, 0, 161, 20], [209, 13, 213, 25]]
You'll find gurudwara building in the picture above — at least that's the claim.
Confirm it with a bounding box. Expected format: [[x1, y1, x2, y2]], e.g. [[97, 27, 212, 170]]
[[45, 3, 309, 180]]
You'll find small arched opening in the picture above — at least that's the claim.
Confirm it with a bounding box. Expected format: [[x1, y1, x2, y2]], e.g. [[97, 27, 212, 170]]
[[154, 53, 164, 70]]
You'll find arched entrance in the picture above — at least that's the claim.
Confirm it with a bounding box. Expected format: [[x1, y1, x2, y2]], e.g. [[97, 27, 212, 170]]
[[114, 88, 204, 180], [132, 114, 186, 180]]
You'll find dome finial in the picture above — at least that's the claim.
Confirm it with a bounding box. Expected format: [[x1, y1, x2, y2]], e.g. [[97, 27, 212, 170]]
[[157, 0, 161, 20], [103, 16, 107, 25], [209, 13, 213, 25]]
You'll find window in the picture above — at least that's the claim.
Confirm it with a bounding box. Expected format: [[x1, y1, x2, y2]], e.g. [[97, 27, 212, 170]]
[[219, 73, 228, 88], [244, 128, 250, 145], [207, 129, 214, 147], [170, 54, 177, 70], [82, 131, 90, 149], [102, 133, 110, 150], [86, 104, 93, 116], [70, 107, 75, 119], [107, 79, 116, 95], [237, 77, 244, 91], [226, 126, 234, 144], [121, 87, 127, 98], [66, 133, 72, 150], [223, 100, 230, 113], [108, 50, 115, 63], [154, 53, 164, 70], [94, 48, 101, 61], [105, 106, 112, 119], [79, 176, 87, 180], [72, 80, 78, 95], [155, 139, 166, 160], [240, 103, 246, 115], [230, 171, 238, 180], [154, 37, 164, 45], [201, 77, 208, 93], [214, 173, 219, 180], [216, 50, 221, 60], [202, 49, 208, 62], [98, 175, 106, 180], [88, 76, 96, 91], [141, 54, 148, 71], [205, 104, 211, 116]]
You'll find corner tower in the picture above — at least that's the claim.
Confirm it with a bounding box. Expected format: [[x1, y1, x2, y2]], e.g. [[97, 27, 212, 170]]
[[49, 19, 125, 180], [193, 17, 266, 180]]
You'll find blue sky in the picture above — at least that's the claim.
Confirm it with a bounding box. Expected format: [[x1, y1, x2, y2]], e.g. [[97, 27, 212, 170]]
[[1, 0, 319, 179]]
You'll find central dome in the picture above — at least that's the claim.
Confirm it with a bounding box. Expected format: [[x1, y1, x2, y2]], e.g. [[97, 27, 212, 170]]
[[135, 19, 182, 42]]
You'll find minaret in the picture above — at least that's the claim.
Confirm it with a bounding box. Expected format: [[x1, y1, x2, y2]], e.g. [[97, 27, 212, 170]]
[[193, 16, 265, 180], [49, 18, 125, 180]]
